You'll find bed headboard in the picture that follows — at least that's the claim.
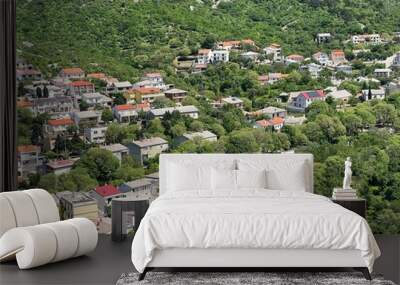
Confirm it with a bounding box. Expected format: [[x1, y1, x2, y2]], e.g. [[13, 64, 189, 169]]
[[159, 153, 314, 195]]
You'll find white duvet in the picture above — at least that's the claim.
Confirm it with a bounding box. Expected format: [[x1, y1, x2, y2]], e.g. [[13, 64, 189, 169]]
[[131, 190, 380, 273]]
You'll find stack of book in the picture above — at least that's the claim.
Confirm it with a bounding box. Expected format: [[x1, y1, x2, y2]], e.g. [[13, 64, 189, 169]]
[[332, 188, 358, 200]]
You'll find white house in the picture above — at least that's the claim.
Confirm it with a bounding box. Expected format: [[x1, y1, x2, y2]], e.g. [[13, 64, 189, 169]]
[[112, 104, 138, 123], [100, 144, 129, 163], [263, 43, 282, 62], [327, 89, 352, 103], [106, 81, 133, 94], [81, 92, 112, 108], [336, 65, 353, 75], [374, 68, 392, 78], [313, 52, 331, 66], [361, 88, 385, 101], [241, 51, 260, 62], [196, 49, 212, 64], [84, 126, 107, 144], [175, 131, 217, 146], [301, 63, 322, 78], [352, 34, 382, 45], [210, 50, 230, 63], [149, 106, 199, 119], [290, 90, 326, 111], [221, 97, 244, 109], [392, 52, 400, 68], [316, 33, 332, 44], [139, 72, 167, 90], [127, 137, 169, 165]]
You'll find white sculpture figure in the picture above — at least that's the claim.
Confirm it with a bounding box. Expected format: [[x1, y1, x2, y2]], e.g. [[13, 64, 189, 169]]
[[343, 157, 352, 190]]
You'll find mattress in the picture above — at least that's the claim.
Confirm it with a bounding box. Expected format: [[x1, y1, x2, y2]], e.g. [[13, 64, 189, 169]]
[[131, 190, 380, 273]]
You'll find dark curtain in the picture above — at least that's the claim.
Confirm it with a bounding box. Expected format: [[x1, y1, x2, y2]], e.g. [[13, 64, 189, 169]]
[[0, 0, 17, 192]]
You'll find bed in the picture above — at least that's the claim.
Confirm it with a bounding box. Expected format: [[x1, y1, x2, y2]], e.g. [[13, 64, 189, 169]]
[[131, 154, 380, 280]]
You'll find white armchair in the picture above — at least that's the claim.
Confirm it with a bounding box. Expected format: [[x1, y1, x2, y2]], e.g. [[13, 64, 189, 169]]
[[0, 189, 98, 269]]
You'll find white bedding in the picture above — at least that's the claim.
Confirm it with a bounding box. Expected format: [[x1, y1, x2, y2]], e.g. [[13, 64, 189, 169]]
[[131, 190, 380, 273]]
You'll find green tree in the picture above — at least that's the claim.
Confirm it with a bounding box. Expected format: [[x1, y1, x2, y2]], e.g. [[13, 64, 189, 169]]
[[38, 173, 58, 193], [75, 148, 120, 184], [226, 130, 259, 153], [101, 109, 113, 122]]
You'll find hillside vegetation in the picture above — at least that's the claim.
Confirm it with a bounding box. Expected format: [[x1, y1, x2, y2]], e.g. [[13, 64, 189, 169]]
[[17, 0, 400, 79]]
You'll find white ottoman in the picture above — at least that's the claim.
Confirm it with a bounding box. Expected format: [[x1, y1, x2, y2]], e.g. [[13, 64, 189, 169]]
[[0, 218, 98, 269]]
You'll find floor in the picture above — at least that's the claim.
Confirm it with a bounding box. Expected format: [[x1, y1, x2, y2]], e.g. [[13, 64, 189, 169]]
[[0, 235, 399, 285]]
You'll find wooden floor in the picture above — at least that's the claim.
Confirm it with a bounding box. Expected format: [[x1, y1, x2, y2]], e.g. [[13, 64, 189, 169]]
[[0, 235, 398, 285]]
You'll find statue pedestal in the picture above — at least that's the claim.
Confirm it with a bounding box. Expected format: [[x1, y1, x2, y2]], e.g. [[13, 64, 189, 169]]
[[332, 188, 358, 200]]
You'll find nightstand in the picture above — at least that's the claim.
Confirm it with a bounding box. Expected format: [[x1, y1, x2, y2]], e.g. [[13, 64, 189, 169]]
[[331, 198, 366, 218], [111, 197, 149, 242]]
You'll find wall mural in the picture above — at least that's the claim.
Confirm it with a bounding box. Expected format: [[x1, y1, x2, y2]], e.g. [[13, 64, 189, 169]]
[[15, 0, 400, 234]]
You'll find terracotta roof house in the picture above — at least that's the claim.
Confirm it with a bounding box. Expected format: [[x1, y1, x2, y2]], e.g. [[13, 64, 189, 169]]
[[45, 118, 74, 136], [255, 117, 285, 131], [59, 67, 85, 79], [87, 72, 106, 79], [330, 49, 346, 65], [286, 54, 305, 64], [46, 159, 75, 175], [290, 90, 326, 111], [112, 104, 138, 123], [88, 184, 124, 213], [17, 145, 42, 178], [67, 80, 95, 96]]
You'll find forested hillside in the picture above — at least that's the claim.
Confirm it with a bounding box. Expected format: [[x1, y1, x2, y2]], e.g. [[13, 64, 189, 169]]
[[17, 0, 400, 79]]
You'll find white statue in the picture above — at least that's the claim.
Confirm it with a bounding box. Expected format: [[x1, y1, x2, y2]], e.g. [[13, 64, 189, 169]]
[[342, 157, 352, 190]]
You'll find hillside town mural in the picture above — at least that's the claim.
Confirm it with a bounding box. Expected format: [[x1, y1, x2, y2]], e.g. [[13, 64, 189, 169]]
[[15, 0, 400, 234]]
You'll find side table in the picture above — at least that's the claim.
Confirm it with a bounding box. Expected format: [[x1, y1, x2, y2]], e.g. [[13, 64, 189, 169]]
[[111, 197, 149, 242], [331, 198, 366, 218]]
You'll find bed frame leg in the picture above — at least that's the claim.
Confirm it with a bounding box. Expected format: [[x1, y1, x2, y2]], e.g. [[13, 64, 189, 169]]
[[354, 267, 371, 280], [138, 268, 148, 281]]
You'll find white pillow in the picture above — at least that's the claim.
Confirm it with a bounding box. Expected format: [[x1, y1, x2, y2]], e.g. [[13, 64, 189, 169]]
[[212, 168, 237, 191], [236, 169, 267, 189], [266, 165, 307, 192], [237, 159, 308, 191], [168, 163, 211, 192]]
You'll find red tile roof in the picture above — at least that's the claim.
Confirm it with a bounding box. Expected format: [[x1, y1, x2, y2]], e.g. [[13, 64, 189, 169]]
[[17, 100, 33, 108], [144, 72, 162, 78], [242, 39, 255, 45], [87, 73, 106, 79], [269, 43, 281, 48], [114, 104, 134, 111], [47, 159, 74, 169], [95, 184, 120, 197], [61, 68, 84, 75], [48, 118, 74, 126], [68, 80, 94, 87], [18, 145, 40, 153], [16, 69, 42, 75], [256, 119, 271, 128], [258, 75, 269, 81], [331, 49, 345, 56], [299, 90, 325, 99], [222, 40, 241, 47], [256, 117, 284, 127], [133, 87, 161, 95], [132, 102, 151, 110], [198, 49, 211, 55], [270, 117, 285, 125], [287, 54, 304, 61]]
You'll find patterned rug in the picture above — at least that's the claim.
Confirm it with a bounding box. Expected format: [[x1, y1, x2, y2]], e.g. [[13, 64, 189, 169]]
[[116, 272, 396, 285]]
